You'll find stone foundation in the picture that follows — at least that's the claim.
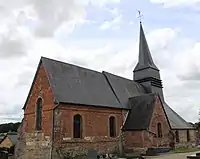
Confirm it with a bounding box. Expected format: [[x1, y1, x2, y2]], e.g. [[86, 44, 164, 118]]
[[18, 132, 51, 159]]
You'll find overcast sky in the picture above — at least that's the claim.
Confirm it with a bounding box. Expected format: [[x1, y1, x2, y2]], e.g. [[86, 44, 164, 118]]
[[0, 0, 200, 124]]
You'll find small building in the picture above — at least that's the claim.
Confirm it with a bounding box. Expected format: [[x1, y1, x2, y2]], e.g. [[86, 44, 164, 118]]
[[0, 133, 18, 150]]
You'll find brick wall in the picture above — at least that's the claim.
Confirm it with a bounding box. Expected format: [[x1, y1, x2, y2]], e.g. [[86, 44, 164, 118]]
[[21, 63, 54, 159], [123, 95, 171, 150], [24, 64, 55, 136], [19, 63, 197, 158], [148, 95, 171, 147], [53, 104, 126, 156], [123, 131, 144, 149]]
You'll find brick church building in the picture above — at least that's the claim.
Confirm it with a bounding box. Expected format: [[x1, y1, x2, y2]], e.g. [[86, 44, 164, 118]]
[[16, 23, 196, 158]]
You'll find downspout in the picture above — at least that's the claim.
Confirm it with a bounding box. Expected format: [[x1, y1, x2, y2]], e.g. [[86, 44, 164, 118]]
[[50, 100, 60, 159]]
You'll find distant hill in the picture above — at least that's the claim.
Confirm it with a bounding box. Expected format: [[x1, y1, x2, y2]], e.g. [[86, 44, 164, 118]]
[[0, 122, 21, 133]]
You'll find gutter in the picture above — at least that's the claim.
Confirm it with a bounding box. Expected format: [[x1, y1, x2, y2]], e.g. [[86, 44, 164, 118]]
[[50, 100, 60, 159]]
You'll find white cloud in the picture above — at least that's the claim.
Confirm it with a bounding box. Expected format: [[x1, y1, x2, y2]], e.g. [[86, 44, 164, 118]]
[[0, 0, 122, 60], [0, 0, 199, 126], [80, 0, 121, 7], [100, 15, 122, 30], [100, 8, 122, 30], [150, 0, 200, 8]]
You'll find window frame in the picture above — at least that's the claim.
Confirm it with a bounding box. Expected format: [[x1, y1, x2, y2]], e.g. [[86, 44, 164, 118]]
[[157, 123, 162, 138], [109, 116, 116, 137], [35, 97, 43, 131], [73, 114, 82, 138], [175, 130, 180, 143]]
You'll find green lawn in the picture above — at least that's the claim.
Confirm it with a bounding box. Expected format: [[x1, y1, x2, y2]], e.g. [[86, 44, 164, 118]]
[[171, 147, 200, 153]]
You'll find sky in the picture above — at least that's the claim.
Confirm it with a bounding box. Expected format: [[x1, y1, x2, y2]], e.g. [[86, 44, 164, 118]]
[[0, 0, 200, 124]]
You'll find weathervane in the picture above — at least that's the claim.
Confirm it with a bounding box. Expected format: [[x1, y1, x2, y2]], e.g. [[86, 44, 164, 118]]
[[137, 10, 143, 24]]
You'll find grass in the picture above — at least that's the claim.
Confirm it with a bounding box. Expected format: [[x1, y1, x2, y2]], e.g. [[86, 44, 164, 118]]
[[171, 147, 200, 153]]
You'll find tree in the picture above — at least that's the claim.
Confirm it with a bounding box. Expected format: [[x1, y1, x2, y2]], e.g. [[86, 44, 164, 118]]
[[0, 122, 21, 133]]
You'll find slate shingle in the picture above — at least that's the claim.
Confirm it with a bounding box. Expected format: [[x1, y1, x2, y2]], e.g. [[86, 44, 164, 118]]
[[42, 57, 121, 108], [122, 93, 156, 131], [23, 56, 194, 130]]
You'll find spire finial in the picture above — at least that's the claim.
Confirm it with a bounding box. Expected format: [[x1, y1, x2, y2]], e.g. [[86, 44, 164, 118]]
[[137, 10, 143, 24]]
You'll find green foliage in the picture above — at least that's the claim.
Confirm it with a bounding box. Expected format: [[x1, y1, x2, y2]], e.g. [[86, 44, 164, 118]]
[[0, 122, 21, 133]]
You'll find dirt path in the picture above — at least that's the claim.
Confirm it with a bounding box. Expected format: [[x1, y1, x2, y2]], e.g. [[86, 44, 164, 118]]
[[145, 151, 200, 159]]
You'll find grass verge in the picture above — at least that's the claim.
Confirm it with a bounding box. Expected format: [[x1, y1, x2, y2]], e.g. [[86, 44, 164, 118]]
[[171, 147, 200, 153]]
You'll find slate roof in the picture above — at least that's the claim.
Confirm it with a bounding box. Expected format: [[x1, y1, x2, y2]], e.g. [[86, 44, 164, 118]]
[[163, 102, 193, 129], [42, 57, 121, 108], [0, 134, 18, 145], [7, 134, 18, 145], [103, 71, 146, 109], [122, 93, 156, 131], [22, 56, 194, 130]]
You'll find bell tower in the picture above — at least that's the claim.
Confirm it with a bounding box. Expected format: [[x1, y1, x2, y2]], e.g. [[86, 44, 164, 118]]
[[133, 23, 164, 101]]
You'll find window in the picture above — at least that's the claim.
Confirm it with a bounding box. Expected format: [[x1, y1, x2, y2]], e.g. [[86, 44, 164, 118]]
[[36, 98, 42, 130], [109, 116, 116, 137], [187, 130, 190, 142], [73, 114, 82, 138], [175, 130, 179, 143], [157, 123, 162, 138]]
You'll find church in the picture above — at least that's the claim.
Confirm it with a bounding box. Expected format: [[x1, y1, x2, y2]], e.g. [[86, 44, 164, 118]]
[[16, 23, 196, 159]]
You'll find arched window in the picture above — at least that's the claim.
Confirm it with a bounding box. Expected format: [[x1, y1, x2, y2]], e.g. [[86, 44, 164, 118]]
[[157, 123, 162, 138], [109, 116, 116, 137], [187, 130, 190, 142], [73, 114, 82, 138], [175, 130, 179, 143], [36, 98, 42, 130]]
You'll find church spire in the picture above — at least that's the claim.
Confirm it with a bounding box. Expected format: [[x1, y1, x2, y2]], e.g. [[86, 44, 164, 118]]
[[133, 23, 164, 101], [134, 23, 158, 72]]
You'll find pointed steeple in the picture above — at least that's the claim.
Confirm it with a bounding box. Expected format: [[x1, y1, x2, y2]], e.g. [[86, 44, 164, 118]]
[[134, 23, 158, 72], [133, 23, 164, 101]]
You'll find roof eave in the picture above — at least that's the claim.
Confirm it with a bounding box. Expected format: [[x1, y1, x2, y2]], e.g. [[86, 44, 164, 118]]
[[122, 128, 147, 131]]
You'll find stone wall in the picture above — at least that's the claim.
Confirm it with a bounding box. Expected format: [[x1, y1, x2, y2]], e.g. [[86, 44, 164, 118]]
[[15, 120, 26, 159], [55, 139, 119, 158], [19, 132, 51, 159], [174, 129, 197, 148]]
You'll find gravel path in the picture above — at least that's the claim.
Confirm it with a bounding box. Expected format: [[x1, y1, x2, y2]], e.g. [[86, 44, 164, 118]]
[[145, 151, 200, 159]]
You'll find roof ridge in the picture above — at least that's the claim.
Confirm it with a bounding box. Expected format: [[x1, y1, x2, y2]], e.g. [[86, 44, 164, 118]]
[[41, 56, 102, 74], [129, 93, 156, 99], [103, 71, 142, 85], [41, 57, 142, 85], [103, 71, 132, 81]]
